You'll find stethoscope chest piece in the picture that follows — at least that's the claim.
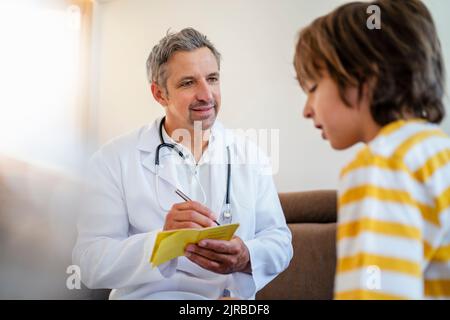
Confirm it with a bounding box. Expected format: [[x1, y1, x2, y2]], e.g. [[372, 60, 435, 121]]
[[221, 203, 232, 224]]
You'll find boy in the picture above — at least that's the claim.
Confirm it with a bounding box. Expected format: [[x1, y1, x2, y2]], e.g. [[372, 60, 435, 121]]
[[294, 0, 449, 299]]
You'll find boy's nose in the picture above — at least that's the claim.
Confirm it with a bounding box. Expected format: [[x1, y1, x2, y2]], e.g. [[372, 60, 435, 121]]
[[303, 102, 314, 119]]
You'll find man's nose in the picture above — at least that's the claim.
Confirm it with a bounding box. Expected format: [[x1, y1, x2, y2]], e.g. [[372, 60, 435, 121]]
[[196, 79, 213, 102]]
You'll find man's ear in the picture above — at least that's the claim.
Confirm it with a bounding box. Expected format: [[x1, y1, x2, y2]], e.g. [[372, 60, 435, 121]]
[[151, 82, 168, 107]]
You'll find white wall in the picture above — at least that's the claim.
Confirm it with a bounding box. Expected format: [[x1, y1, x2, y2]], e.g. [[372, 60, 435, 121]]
[[91, 0, 450, 192]]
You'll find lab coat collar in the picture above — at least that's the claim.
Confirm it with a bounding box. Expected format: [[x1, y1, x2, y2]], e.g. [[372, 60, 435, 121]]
[[136, 117, 162, 153], [137, 118, 179, 190]]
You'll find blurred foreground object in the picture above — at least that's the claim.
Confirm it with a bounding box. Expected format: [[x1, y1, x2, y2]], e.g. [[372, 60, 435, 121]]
[[0, 155, 95, 299]]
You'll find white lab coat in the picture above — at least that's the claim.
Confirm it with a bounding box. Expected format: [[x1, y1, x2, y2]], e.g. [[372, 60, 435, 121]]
[[72, 117, 292, 299]]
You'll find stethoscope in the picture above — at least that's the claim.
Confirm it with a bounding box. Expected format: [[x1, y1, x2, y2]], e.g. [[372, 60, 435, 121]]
[[154, 117, 232, 223]]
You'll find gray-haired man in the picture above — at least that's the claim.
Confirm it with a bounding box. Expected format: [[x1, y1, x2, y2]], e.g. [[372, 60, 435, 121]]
[[73, 28, 292, 299]]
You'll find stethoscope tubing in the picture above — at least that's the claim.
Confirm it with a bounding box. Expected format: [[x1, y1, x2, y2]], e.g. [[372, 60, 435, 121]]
[[154, 117, 232, 220]]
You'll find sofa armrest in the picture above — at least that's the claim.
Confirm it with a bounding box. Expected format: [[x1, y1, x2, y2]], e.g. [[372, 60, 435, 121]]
[[256, 190, 337, 300]]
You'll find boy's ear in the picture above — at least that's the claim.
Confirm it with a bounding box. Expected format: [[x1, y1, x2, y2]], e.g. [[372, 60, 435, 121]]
[[362, 77, 377, 105], [151, 82, 169, 107], [355, 76, 376, 110]]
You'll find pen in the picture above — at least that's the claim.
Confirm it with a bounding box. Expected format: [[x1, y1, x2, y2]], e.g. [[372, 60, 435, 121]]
[[175, 189, 220, 226]]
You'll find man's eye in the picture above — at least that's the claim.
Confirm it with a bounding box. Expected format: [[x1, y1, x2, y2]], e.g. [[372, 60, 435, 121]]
[[180, 81, 193, 87], [208, 77, 219, 83]]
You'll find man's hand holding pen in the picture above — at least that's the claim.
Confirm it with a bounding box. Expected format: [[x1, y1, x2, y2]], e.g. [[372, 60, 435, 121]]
[[163, 192, 252, 275], [163, 201, 218, 230]]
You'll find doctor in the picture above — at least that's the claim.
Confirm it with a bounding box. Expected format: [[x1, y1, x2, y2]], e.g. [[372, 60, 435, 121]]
[[73, 27, 292, 299]]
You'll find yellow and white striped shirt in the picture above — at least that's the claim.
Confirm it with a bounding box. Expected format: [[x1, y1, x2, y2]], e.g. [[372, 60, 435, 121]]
[[335, 119, 450, 299]]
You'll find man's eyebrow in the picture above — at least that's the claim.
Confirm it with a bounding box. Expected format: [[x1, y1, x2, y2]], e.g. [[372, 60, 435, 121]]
[[176, 76, 195, 83], [207, 72, 220, 78], [176, 72, 220, 83]]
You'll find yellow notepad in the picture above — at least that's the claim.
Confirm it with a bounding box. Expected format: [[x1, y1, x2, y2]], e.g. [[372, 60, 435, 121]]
[[150, 223, 240, 267]]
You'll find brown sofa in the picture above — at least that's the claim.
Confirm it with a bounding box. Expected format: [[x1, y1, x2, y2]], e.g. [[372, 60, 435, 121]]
[[256, 190, 338, 300]]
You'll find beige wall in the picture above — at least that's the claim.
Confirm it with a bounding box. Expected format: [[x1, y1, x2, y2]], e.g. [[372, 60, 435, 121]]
[[91, 0, 450, 192]]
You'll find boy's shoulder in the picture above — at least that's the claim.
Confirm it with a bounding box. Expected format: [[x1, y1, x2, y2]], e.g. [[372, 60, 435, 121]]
[[341, 120, 450, 178], [369, 120, 450, 162]]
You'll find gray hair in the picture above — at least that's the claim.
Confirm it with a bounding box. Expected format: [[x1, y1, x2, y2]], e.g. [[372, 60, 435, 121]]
[[146, 28, 221, 90]]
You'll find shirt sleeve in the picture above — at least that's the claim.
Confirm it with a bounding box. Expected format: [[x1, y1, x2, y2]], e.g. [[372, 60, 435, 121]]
[[72, 148, 176, 289]]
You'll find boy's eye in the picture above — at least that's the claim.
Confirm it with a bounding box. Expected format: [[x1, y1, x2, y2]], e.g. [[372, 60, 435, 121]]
[[308, 84, 318, 93]]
